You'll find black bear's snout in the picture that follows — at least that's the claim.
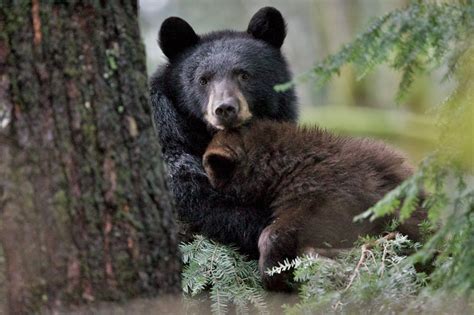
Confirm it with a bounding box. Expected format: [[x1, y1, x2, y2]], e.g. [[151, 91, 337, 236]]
[[215, 102, 238, 121], [205, 79, 250, 129]]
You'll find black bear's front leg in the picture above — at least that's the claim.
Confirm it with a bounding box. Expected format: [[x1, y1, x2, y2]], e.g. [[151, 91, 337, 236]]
[[258, 213, 300, 291]]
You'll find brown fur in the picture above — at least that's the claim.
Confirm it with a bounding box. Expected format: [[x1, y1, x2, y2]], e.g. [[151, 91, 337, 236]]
[[203, 120, 427, 291]]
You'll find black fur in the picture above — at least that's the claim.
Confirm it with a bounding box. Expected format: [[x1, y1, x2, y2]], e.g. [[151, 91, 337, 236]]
[[247, 7, 287, 48], [150, 7, 297, 258], [159, 17, 200, 60]]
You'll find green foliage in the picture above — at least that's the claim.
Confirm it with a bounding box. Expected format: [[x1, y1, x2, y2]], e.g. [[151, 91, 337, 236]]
[[268, 234, 426, 314], [356, 50, 474, 296], [276, 0, 474, 102], [181, 234, 434, 314], [180, 235, 268, 315]]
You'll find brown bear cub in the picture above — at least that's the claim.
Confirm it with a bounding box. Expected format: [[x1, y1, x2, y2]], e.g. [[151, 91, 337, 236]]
[[203, 120, 426, 291]]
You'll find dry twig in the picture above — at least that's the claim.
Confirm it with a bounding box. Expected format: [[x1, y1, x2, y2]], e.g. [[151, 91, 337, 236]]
[[344, 233, 399, 291]]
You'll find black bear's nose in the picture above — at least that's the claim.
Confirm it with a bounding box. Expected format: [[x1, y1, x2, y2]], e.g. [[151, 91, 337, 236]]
[[215, 103, 238, 120]]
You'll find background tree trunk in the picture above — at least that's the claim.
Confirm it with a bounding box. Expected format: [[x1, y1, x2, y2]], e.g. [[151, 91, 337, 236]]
[[0, 1, 180, 313]]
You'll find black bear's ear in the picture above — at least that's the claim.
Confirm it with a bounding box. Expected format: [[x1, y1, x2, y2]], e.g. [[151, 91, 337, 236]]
[[247, 7, 286, 48], [203, 150, 237, 189], [159, 17, 199, 60]]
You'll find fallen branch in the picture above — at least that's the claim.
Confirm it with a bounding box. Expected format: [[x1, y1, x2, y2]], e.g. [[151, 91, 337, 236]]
[[344, 232, 399, 291]]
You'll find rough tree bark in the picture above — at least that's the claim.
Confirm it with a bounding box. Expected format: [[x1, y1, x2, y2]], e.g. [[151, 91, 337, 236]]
[[0, 1, 180, 313]]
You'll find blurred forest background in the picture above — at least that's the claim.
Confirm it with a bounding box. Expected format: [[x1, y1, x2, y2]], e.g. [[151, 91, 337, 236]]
[[139, 0, 450, 162]]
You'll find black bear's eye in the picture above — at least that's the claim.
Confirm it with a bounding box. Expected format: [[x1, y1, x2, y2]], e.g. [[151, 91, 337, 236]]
[[239, 72, 249, 81], [199, 77, 208, 86]]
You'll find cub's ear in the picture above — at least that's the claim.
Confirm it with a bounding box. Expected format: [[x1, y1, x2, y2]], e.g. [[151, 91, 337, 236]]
[[203, 148, 237, 189], [247, 7, 286, 48], [159, 17, 199, 60]]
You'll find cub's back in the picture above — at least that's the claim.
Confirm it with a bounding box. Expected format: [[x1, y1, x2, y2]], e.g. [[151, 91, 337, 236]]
[[243, 120, 413, 201]]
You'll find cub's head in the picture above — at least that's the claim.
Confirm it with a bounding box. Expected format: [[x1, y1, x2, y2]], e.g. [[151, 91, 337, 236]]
[[202, 130, 245, 190], [158, 7, 297, 130]]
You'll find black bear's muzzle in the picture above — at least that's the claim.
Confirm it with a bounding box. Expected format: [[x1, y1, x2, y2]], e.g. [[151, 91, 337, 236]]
[[205, 79, 252, 129]]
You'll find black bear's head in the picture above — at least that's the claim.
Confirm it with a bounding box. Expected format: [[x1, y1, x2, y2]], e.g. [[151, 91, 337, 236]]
[[158, 7, 297, 130]]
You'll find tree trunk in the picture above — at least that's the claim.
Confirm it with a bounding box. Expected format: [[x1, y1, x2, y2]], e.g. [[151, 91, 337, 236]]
[[0, 1, 180, 313]]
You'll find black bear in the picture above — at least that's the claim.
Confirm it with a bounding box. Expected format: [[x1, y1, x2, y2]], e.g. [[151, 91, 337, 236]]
[[203, 120, 427, 290], [150, 7, 297, 258]]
